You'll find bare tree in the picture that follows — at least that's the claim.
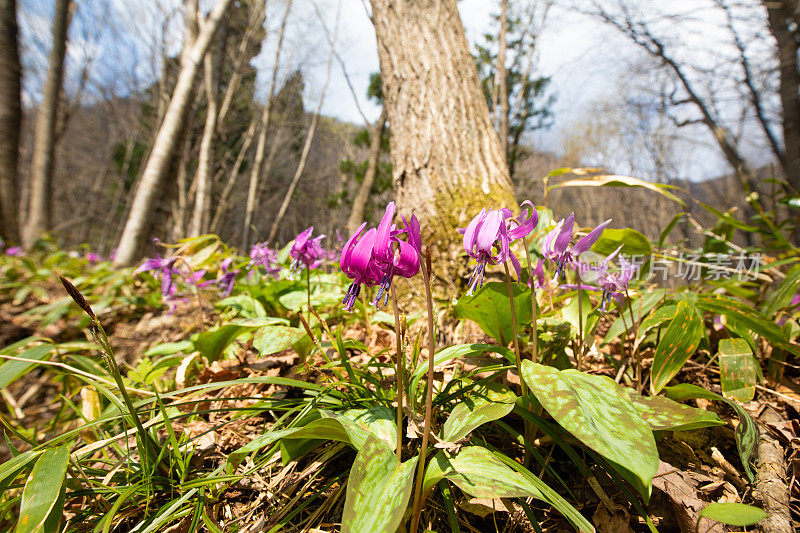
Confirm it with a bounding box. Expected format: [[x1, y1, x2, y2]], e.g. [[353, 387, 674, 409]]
[[241, 0, 293, 250], [266, 7, 340, 244], [0, 0, 21, 244], [369, 0, 516, 244], [494, 0, 509, 157], [23, 0, 73, 247], [346, 107, 387, 233], [114, 0, 234, 266]]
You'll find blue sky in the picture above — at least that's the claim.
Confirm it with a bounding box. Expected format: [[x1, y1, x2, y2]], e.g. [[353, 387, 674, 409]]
[[18, 0, 776, 182]]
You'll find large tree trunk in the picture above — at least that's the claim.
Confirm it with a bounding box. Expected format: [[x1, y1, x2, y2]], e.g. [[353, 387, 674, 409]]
[[495, 0, 509, 159], [346, 108, 387, 233], [370, 0, 515, 244], [0, 0, 22, 245], [114, 0, 233, 266], [23, 0, 72, 247], [765, 0, 800, 194]]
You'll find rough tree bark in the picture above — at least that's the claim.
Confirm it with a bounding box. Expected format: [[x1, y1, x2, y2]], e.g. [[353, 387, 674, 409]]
[[23, 0, 72, 247], [346, 108, 387, 233], [113, 0, 233, 266], [764, 0, 800, 193], [241, 0, 292, 250], [0, 0, 22, 244], [369, 0, 516, 245]]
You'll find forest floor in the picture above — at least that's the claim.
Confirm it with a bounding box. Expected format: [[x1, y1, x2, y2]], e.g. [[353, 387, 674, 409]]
[[1, 280, 799, 532]]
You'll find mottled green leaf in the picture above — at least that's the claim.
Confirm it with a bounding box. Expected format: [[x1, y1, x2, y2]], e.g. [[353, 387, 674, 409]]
[[226, 408, 395, 472], [216, 294, 267, 318], [699, 502, 766, 526], [194, 324, 254, 360], [341, 435, 417, 533], [637, 305, 677, 343], [627, 391, 724, 432], [455, 282, 531, 345], [719, 338, 758, 402], [441, 383, 516, 443], [520, 362, 659, 498], [695, 293, 799, 356], [252, 325, 307, 356], [342, 406, 397, 449], [15, 444, 69, 533], [651, 301, 704, 393], [664, 383, 758, 482], [423, 447, 594, 532]]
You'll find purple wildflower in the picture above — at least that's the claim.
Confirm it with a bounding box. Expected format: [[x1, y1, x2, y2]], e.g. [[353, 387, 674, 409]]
[[289, 226, 326, 273], [458, 201, 538, 296], [201, 257, 239, 297], [85, 252, 102, 263], [370, 202, 421, 307], [542, 213, 611, 284], [340, 223, 383, 311], [135, 251, 179, 304], [249, 242, 281, 280], [5, 246, 23, 257]]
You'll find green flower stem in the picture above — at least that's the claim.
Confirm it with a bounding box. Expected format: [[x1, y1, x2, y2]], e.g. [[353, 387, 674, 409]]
[[503, 262, 527, 397], [391, 283, 404, 461], [521, 237, 539, 364], [410, 248, 436, 533]]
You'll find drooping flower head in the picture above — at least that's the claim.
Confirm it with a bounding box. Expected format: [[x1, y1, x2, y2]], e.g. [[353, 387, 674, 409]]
[[249, 242, 280, 280], [543, 213, 611, 284], [340, 223, 383, 310], [458, 201, 538, 296], [134, 239, 204, 311], [592, 247, 636, 310], [371, 202, 421, 307], [289, 226, 326, 273]]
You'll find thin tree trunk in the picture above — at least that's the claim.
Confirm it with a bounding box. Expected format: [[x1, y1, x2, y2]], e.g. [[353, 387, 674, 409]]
[[210, 115, 259, 233], [114, 0, 234, 266], [171, 124, 194, 240], [495, 0, 509, 159], [241, 0, 292, 250], [346, 107, 387, 233], [266, 8, 339, 245], [765, 0, 800, 193], [370, 0, 515, 242], [189, 36, 222, 236], [24, 0, 72, 246], [0, 0, 22, 245]]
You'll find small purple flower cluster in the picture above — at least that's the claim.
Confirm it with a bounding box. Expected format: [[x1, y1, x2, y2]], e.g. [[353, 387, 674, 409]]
[[289, 226, 326, 273], [248, 242, 281, 280], [340, 202, 421, 310]]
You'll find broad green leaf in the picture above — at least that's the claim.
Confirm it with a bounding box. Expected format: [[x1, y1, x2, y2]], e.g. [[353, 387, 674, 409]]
[[763, 263, 800, 317], [15, 444, 70, 533], [627, 391, 724, 432], [194, 324, 254, 360], [408, 344, 515, 397], [664, 384, 758, 482], [561, 293, 596, 340], [520, 361, 659, 499], [591, 228, 652, 257], [550, 174, 685, 207], [455, 282, 531, 345], [601, 289, 665, 346], [719, 338, 758, 402], [252, 325, 307, 356], [341, 435, 417, 533], [699, 502, 766, 527], [423, 447, 594, 532], [651, 301, 704, 393], [637, 305, 677, 343], [216, 294, 267, 318], [342, 406, 397, 449], [226, 408, 395, 472], [441, 383, 517, 443], [694, 293, 799, 356], [0, 344, 54, 389], [278, 290, 343, 311]]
